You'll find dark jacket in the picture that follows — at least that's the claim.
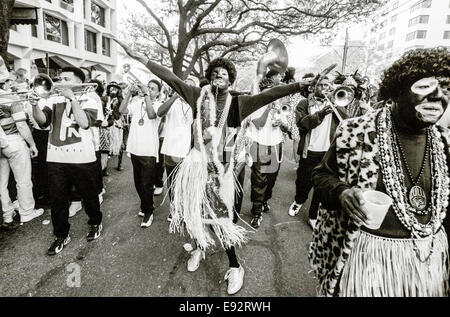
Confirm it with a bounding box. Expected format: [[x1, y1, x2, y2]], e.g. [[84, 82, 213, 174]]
[[295, 95, 349, 158]]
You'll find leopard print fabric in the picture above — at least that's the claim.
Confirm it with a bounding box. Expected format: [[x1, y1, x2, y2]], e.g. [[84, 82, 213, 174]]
[[308, 109, 382, 296]]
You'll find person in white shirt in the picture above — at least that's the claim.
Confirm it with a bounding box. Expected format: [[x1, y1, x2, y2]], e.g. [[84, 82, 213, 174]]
[[119, 79, 162, 228], [246, 71, 285, 229], [157, 78, 194, 217], [31, 67, 103, 255]]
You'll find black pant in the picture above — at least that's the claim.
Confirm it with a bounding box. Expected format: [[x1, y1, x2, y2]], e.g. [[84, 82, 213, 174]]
[[130, 154, 157, 215], [295, 151, 325, 220], [95, 151, 103, 193], [250, 142, 282, 215], [48, 161, 102, 238], [32, 129, 49, 205], [154, 138, 164, 188]]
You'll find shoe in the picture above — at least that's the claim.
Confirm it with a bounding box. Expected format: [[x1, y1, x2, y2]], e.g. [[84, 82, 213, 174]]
[[69, 201, 82, 218], [116, 166, 124, 171], [308, 218, 317, 230], [101, 188, 106, 195], [98, 193, 103, 205], [154, 187, 163, 196], [20, 208, 44, 223], [167, 213, 172, 222], [250, 214, 262, 229], [138, 211, 145, 217], [87, 223, 102, 241], [187, 249, 205, 272], [288, 201, 302, 217], [224, 265, 244, 295], [262, 202, 270, 213], [141, 213, 153, 228], [1, 221, 19, 231], [47, 236, 71, 256], [102, 169, 110, 176]]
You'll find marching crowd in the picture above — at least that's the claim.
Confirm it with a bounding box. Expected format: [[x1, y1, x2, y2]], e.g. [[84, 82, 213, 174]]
[[0, 44, 449, 297]]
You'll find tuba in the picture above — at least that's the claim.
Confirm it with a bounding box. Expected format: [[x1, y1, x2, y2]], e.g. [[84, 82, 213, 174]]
[[332, 85, 355, 107]]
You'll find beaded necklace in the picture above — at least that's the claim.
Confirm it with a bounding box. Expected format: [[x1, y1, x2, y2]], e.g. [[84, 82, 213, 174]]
[[377, 108, 449, 240]]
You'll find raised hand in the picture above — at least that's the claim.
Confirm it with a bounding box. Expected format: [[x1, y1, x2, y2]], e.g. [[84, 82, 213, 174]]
[[114, 38, 148, 66]]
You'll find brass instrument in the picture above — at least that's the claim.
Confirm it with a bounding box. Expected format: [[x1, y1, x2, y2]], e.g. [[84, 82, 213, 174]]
[[332, 85, 355, 107], [0, 74, 97, 105]]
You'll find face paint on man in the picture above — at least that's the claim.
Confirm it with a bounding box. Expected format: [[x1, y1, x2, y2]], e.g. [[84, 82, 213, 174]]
[[409, 77, 449, 125], [315, 78, 332, 98], [210, 67, 230, 91]]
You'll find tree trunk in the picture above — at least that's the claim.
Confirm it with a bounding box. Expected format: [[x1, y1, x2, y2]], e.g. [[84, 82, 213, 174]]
[[0, 0, 16, 65]]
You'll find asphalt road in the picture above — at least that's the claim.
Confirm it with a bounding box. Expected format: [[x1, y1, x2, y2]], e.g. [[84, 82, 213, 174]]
[[0, 144, 318, 297]]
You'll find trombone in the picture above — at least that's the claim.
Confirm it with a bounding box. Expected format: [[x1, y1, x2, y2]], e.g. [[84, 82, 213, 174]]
[[0, 74, 98, 105]]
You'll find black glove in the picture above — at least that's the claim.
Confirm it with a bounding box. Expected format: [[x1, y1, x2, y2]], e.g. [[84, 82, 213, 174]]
[[319, 105, 333, 118]]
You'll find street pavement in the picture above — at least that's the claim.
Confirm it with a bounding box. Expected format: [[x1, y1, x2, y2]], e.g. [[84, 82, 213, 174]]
[[0, 145, 319, 297]]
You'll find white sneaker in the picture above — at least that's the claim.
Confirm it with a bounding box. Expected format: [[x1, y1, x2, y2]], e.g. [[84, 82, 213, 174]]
[[20, 208, 44, 223], [69, 201, 82, 217], [141, 214, 153, 228], [98, 193, 104, 205], [187, 249, 205, 272], [308, 218, 317, 230], [154, 187, 163, 196], [138, 211, 145, 217], [288, 201, 302, 217], [224, 265, 244, 295]]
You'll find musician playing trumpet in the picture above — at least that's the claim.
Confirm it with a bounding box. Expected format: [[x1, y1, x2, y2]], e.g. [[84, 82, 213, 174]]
[[31, 66, 104, 256]]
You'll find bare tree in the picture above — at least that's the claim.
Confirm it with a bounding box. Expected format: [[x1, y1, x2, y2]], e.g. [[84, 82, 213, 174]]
[[119, 0, 384, 80], [0, 0, 15, 64]]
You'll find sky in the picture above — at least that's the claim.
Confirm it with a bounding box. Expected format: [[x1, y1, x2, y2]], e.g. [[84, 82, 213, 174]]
[[116, 0, 369, 70]]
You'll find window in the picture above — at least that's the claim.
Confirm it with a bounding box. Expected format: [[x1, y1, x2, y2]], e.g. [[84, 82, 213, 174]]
[[44, 13, 69, 46], [409, 15, 429, 27], [378, 44, 385, 51], [391, 15, 397, 23], [379, 32, 386, 40], [417, 30, 427, 39], [447, 15, 450, 24], [387, 40, 394, 48], [389, 27, 396, 36], [102, 36, 110, 56], [85, 29, 97, 53], [60, 0, 74, 13], [31, 24, 37, 37], [91, 2, 105, 27], [444, 31, 450, 39], [411, 0, 432, 13]]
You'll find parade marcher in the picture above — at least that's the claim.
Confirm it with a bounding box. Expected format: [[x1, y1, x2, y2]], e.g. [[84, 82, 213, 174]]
[[157, 78, 194, 211], [247, 70, 285, 229], [310, 48, 449, 297], [105, 81, 124, 175], [31, 67, 103, 255], [288, 75, 349, 230], [119, 79, 161, 228], [0, 71, 44, 227], [119, 41, 316, 295]]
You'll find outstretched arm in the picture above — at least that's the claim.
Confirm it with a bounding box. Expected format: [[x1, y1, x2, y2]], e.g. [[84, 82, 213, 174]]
[[115, 39, 200, 107]]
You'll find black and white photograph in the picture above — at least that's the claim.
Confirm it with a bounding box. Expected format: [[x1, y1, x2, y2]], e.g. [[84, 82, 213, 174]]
[[0, 0, 449, 304]]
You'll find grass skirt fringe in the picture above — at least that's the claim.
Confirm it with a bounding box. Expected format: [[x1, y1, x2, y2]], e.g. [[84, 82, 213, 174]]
[[338, 229, 449, 297], [169, 148, 248, 251]]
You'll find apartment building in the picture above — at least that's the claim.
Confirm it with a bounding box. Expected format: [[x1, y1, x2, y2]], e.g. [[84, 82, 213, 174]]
[[363, 0, 450, 79], [8, 0, 117, 81]]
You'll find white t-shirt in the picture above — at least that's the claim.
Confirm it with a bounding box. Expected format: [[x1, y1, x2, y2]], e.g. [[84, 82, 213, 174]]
[[246, 104, 284, 146], [308, 100, 332, 152], [44, 95, 102, 164], [126, 96, 161, 158], [161, 98, 193, 158]]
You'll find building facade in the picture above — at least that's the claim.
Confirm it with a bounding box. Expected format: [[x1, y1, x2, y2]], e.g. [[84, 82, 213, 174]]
[[8, 0, 117, 82], [363, 0, 450, 79]]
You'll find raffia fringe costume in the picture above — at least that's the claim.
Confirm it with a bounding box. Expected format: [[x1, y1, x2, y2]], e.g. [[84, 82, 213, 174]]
[[309, 108, 450, 297], [169, 85, 250, 251]]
